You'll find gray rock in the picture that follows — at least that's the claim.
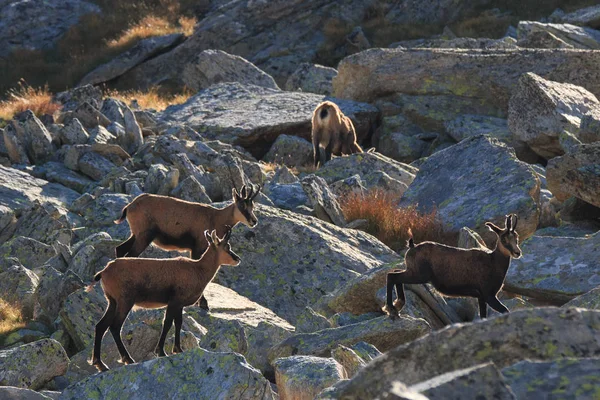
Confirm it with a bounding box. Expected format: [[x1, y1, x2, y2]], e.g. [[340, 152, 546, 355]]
[[393, 36, 518, 50], [182, 49, 279, 92], [9, 111, 55, 165], [184, 283, 294, 376], [315, 151, 416, 188], [274, 356, 347, 400], [0, 236, 55, 270], [269, 315, 430, 362], [326, 308, 600, 399], [55, 85, 103, 113], [78, 151, 117, 181], [79, 34, 185, 86], [1, 328, 48, 348], [9, 202, 74, 245], [563, 286, 600, 310], [145, 164, 179, 195], [171, 176, 212, 203], [121, 103, 144, 155], [457, 227, 487, 249], [58, 118, 89, 145], [87, 125, 116, 145], [263, 134, 313, 167], [3, 123, 29, 164], [0, 387, 53, 400], [377, 131, 428, 164], [547, 143, 600, 208], [502, 358, 600, 400], [329, 174, 365, 199], [504, 231, 600, 303], [0, 204, 15, 235], [331, 345, 366, 378], [100, 98, 125, 125], [553, 5, 600, 28], [211, 153, 251, 200], [0, 263, 39, 319], [0, 0, 100, 57], [301, 175, 346, 226], [34, 267, 83, 323], [0, 339, 68, 390], [508, 73, 600, 159], [66, 102, 111, 129], [60, 348, 275, 400], [295, 307, 332, 334], [79, 193, 132, 227], [263, 182, 310, 212], [410, 363, 516, 400], [399, 136, 540, 240], [285, 63, 337, 96], [362, 170, 409, 197], [333, 48, 600, 111], [41, 162, 95, 193], [159, 82, 379, 158], [517, 21, 600, 49], [216, 205, 400, 324], [329, 312, 380, 327]]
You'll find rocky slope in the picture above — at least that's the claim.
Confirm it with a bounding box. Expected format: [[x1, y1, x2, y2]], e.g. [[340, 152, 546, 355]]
[[1, 2, 600, 399]]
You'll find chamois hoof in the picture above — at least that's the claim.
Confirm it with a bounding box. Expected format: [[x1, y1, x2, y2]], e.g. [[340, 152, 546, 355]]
[[91, 359, 109, 372], [382, 304, 399, 320], [121, 356, 136, 365], [155, 348, 167, 357], [172, 346, 183, 354]]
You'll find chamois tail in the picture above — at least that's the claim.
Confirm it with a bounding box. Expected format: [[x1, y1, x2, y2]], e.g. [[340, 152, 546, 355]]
[[114, 205, 128, 224], [407, 228, 415, 248], [85, 272, 102, 292]]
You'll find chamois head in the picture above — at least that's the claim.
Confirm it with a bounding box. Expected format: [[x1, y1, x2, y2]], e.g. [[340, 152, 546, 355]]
[[232, 184, 260, 228], [204, 225, 241, 266], [485, 214, 522, 258]]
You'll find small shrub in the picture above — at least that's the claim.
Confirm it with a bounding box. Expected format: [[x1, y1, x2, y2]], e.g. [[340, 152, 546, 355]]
[[104, 86, 192, 111], [340, 189, 454, 251], [0, 81, 61, 122], [0, 298, 25, 337]]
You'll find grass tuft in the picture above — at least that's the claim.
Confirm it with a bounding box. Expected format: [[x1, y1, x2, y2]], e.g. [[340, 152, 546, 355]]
[[340, 189, 455, 251], [104, 86, 192, 111], [0, 81, 61, 122], [0, 298, 25, 338]]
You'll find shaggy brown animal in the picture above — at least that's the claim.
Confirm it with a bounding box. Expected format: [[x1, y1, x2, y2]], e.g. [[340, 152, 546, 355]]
[[383, 214, 522, 320], [114, 184, 259, 310], [88, 227, 240, 372], [311, 101, 363, 167]]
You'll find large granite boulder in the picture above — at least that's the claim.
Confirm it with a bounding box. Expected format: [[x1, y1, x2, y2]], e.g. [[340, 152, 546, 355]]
[[508, 73, 600, 159], [0, 339, 68, 390], [562, 285, 600, 310], [504, 231, 600, 303], [285, 63, 338, 96], [181, 50, 279, 92], [325, 308, 600, 399], [0, 261, 39, 319], [546, 143, 600, 208], [0, 0, 100, 57], [333, 48, 600, 112], [262, 134, 313, 168], [399, 136, 540, 240], [517, 21, 600, 49], [159, 82, 379, 158], [274, 356, 347, 400], [4, 112, 54, 165], [78, 34, 185, 86], [216, 205, 400, 325], [60, 348, 276, 400]]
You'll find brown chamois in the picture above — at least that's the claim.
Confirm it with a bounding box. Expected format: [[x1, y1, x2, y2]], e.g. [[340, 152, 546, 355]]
[[311, 101, 363, 167], [88, 226, 240, 372], [114, 184, 259, 310], [383, 214, 522, 320]]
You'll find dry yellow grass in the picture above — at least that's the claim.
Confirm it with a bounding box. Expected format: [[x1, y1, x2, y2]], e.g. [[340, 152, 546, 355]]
[[107, 15, 196, 50], [104, 86, 192, 111], [0, 82, 61, 122], [0, 298, 25, 337], [340, 189, 455, 251]]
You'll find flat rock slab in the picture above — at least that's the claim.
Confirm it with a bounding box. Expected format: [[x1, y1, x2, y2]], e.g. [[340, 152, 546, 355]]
[[0, 166, 80, 213], [159, 82, 379, 158], [274, 356, 346, 400], [504, 232, 600, 303], [333, 48, 600, 110], [60, 348, 276, 400], [563, 286, 600, 310], [399, 136, 540, 239], [216, 205, 400, 325], [79, 33, 185, 86], [324, 308, 600, 399], [502, 358, 600, 400]]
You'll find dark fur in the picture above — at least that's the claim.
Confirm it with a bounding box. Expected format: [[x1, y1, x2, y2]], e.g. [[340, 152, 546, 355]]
[[311, 101, 363, 167], [384, 215, 522, 320], [89, 227, 239, 372]]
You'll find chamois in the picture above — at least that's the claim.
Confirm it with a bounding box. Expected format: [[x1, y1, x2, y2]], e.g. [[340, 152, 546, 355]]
[[88, 226, 240, 372], [383, 214, 522, 320], [311, 101, 363, 167], [114, 184, 259, 310]]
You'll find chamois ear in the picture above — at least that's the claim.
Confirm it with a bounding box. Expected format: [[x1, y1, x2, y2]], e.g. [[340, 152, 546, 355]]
[[485, 222, 503, 235], [240, 185, 248, 199], [505, 214, 512, 231], [210, 230, 219, 244], [232, 188, 240, 200], [250, 184, 261, 200], [245, 184, 253, 200], [204, 230, 213, 245], [511, 214, 518, 231]]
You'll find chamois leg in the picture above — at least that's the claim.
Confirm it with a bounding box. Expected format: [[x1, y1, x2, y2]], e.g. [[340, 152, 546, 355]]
[[155, 305, 176, 357], [115, 235, 136, 258], [91, 298, 116, 372], [191, 247, 210, 311], [478, 297, 488, 319], [109, 304, 135, 365], [487, 296, 510, 314], [126, 231, 155, 257], [172, 307, 184, 354], [384, 270, 428, 319], [324, 140, 334, 164]]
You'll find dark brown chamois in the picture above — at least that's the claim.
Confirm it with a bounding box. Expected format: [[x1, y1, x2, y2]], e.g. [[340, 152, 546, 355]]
[[114, 184, 259, 310], [88, 226, 240, 372], [383, 214, 522, 320]]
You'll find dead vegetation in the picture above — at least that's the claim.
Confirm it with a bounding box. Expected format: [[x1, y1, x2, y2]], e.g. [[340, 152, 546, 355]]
[[0, 299, 26, 338], [340, 189, 455, 251], [104, 86, 192, 111], [0, 82, 61, 123]]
